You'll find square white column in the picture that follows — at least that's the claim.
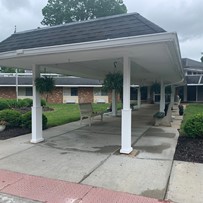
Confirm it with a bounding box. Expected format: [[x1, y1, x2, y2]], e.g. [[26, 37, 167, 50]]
[[31, 65, 44, 143], [137, 86, 141, 109], [147, 86, 151, 101], [120, 56, 133, 154], [160, 79, 165, 112], [112, 89, 117, 116], [171, 85, 175, 106]]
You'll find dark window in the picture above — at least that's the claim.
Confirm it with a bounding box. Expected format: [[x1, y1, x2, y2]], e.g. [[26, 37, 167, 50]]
[[101, 89, 107, 96], [25, 87, 32, 96], [71, 88, 78, 96], [130, 87, 137, 100], [187, 86, 196, 101], [141, 87, 147, 100], [94, 88, 107, 96]]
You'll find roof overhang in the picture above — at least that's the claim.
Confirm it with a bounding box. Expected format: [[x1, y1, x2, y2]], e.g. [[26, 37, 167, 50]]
[[0, 32, 184, 85]]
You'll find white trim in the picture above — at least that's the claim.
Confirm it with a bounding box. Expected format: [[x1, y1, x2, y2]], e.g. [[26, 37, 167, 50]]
[[0, 32, 180, 59], [187, 84, 203, 86], [0, 85, 102, 87]]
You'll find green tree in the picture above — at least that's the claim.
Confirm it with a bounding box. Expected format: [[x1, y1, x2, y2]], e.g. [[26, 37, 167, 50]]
[[41, 0, 127, 26], [0, 67, 24, 73]]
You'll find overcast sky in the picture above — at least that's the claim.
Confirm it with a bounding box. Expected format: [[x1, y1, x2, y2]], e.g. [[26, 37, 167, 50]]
[[0, 0, 202, 61]]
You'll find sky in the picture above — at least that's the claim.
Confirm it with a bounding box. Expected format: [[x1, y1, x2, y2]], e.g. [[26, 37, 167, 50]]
[[0, 0, 202, 61]]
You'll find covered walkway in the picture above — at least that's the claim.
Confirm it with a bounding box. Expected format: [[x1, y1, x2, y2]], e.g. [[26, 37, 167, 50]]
[[0, 104, 180, 202]]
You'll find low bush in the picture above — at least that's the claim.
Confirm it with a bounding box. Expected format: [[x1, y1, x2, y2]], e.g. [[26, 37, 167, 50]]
[[21, 111, 48, 130], [41, 99, 46, 106], [16, 99, 30, 108], [0, 100, 9, 110], [23, 98, 33, 107], [184, 114, 203, 138], [0, 109, 22, 128], [0, 98, 46, 110], [6, 99, 18, 108]]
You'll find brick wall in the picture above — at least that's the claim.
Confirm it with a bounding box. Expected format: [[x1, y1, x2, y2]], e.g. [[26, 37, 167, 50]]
[[42, 87, 63, 104], [0, 87, 16, 99], [108, 91, 121, 103], [78, 87, 93, 103]]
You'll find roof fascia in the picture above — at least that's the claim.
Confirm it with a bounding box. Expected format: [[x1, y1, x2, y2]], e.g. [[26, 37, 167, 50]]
[[0, 32, 179, 60]]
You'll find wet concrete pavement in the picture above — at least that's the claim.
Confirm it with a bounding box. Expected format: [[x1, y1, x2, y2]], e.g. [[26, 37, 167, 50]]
[[0, 104, 201, 202]]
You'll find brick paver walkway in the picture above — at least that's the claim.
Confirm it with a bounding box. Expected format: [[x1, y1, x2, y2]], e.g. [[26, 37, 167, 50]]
[[0, 169, 171, 203]]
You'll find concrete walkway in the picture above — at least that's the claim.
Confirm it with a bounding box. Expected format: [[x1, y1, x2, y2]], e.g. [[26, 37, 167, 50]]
[[0, 104, 202, 203]]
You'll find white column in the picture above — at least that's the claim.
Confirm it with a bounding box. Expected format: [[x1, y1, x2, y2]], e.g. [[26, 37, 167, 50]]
[[160, 79, 165, 112], [120, 56, 133, 154], [147, 86, 151, 101], [183, 85, 187, 102], [171, 85, 175, 106], [137, 86, 141, 109], [112, 89, 117, 116], [31, 65, 44, 143]]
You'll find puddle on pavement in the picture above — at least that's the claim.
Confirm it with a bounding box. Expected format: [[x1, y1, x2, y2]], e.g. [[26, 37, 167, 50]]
[[141, 188, 165, 199], [144, 133, 176, 138], [93, 145, 120, 153], [135, 143, 171, 153]]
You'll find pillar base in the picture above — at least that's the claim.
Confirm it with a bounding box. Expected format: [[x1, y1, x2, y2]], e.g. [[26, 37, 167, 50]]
[[121, 109, 132, 154], [120, 147, 133, 154], [31, 106, 43, 144], [30, 138, 44, 144]]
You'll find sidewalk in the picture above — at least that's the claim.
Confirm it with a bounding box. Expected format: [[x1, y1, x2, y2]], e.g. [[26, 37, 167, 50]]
[[0, 169, 170, 203], [0, 104, 202, 203]]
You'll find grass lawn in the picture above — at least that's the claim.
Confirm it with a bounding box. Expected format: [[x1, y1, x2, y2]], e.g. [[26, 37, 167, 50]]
[[180, 103, 203, 134], [44, 103, 112, 128]]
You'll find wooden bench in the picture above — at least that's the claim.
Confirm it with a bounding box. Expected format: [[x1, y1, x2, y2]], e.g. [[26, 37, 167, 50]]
[[79, 103, 104, 126]]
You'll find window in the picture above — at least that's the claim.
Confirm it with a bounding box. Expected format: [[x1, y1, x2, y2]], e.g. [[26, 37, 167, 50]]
[[71, 88, 78, 96], [25, 87, 32, 96], [94, 88, 107, 96]]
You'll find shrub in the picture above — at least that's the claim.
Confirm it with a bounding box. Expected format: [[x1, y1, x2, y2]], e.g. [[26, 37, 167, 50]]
[[6, 99, 18, 108], [184, 114, 203, 138], [0, 99, 9, 110], [17, 99, 29, 108], [0, 109, 21, 128], [41, 99, 46, 106], [22, 98, 33, 107], [21, 111, 48, 130]]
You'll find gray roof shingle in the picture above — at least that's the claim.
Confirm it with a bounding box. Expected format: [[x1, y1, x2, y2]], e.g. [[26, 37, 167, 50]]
[[0, 77, 102, 86], [182, 58, 203, 70], [0, 13, 165, 53]]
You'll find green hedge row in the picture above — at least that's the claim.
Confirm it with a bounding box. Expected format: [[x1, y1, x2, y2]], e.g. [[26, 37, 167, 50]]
[[184, 113, 203, 138], [0, 109, 47, 130], [0, 98, 46, 110]]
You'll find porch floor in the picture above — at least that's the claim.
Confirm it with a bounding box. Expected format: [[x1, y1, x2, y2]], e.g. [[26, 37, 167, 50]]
[[0, 104, 199, 203]]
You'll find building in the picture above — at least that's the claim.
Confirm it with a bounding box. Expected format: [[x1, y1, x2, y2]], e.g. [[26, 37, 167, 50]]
[[179, 58, 203, 102], [1, 58, 202, 104], [0, 74, 112, 104]]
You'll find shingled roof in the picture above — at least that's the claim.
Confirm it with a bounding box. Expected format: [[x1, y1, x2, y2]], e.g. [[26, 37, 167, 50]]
[[0, 13, 165, 53], [0, 76, 102, 86], [182, 58, 203, 70]]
